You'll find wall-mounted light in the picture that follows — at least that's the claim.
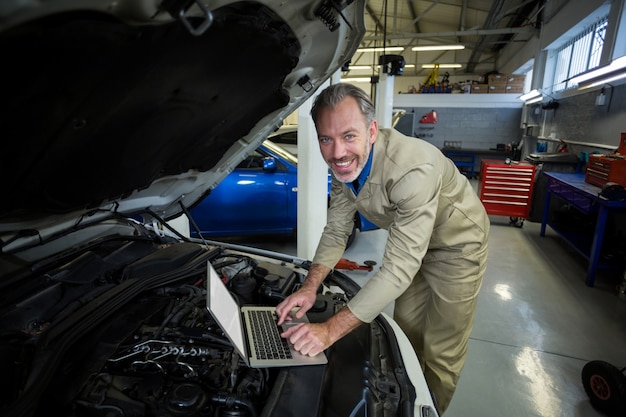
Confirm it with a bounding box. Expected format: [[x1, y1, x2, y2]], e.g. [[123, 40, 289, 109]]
[[422, 64, 462, 68], [356, 46, 405, 53], [570, 55, 626, 89], [412, 45, 465, 51], [525, 95, 544, 105], [519, 89, 541, 101]]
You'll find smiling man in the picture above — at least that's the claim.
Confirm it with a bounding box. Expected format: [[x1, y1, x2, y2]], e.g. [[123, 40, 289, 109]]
[[276, 82, 490, 414]]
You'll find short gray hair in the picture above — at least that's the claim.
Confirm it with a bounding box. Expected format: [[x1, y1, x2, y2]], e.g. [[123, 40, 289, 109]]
[[310, 83, 376, 127]]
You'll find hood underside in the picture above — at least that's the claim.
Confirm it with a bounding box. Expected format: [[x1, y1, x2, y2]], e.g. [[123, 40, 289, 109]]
[[0, 0, 365, 233]]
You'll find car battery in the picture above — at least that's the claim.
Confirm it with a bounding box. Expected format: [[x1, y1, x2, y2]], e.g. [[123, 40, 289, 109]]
[[585, 132, 626, 188]]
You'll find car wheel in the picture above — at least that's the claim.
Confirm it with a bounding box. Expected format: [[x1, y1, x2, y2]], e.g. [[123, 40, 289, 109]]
[[582, 360, 626, 415]]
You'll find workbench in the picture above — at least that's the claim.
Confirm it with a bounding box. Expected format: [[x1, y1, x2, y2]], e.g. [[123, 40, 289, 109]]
[[540, 172, 626, 287], [442, 147, 515, 178]]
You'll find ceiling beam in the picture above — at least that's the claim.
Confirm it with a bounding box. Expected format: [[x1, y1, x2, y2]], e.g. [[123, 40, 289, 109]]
[[362, 26, 533, 42], [465, 0, 507, 73]]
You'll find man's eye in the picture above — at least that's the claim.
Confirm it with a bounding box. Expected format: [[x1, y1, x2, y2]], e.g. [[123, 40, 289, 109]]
[[345, 135, 355, 141], [319, 137, 331, 144]]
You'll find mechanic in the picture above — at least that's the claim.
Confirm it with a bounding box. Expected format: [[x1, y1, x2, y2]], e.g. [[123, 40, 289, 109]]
[[276, 82, 489, 414]]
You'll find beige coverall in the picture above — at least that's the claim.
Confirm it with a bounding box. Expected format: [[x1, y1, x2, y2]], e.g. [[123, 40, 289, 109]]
[[312, 128, 490, 414]]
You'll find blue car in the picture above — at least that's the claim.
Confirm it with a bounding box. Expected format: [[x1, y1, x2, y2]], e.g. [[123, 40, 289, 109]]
[[189, 139, 377, 238]]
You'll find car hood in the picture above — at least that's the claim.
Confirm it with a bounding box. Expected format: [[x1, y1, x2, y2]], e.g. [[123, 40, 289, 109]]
[[0, 0, 365, 249]]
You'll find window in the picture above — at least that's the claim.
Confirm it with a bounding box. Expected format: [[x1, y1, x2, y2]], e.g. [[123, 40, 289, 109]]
[[550, 16, 607, 92]]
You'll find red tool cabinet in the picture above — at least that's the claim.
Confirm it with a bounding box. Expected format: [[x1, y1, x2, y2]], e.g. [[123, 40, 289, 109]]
[[478, 159, 536, 227]]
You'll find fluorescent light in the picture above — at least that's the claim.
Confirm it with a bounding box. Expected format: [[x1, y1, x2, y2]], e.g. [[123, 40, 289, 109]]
[[412, 45, 465, 52], [570, 55, 626, 85], [422, 64, 462, 68], [519, 89, 541, 101], [341, 77, 373, 83], [577, 70, 626, 90], [356, 46, 405, 53], [525, 96, 543, 104], [346, 64, 415, 71]]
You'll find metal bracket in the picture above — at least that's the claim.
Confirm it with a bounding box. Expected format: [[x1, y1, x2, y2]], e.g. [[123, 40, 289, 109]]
[[162, 0, 214, 36]]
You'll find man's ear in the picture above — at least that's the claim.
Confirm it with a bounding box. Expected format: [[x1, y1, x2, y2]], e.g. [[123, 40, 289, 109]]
[[369, 119, 379, 144]]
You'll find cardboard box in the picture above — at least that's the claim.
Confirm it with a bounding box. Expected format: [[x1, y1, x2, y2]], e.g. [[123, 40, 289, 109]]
[[504, 84, 524, 94], [470, 84, 489, 94], [487, 74, 507, 84], [488, 73, 526, 86], [488, 85, 506, 93], [506, 74, 526, 84]]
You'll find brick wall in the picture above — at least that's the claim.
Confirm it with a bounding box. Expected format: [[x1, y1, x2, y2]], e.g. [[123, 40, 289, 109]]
[[396, 106, 523, 150]]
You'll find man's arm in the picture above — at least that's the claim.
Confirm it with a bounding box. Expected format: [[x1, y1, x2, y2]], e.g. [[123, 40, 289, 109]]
[[281, 306, 363, 356]]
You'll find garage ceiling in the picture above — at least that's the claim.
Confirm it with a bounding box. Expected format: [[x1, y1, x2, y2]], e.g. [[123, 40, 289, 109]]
[[345, 0, 543, 79]]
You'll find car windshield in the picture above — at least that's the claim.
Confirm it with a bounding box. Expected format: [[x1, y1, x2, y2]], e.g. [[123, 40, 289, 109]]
[[263, 139, 298, 164]]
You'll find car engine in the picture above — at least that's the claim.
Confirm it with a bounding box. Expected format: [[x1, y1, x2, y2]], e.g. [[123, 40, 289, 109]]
[[70, 255, 340, 417], [0, 232, 409, 417]]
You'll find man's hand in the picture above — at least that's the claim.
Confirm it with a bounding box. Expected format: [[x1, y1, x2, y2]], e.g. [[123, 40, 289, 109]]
[[281, 307, 364, 356], [275, 287, 317, 325], [275, 263, 331, 325], [280, 322, 330, 357]]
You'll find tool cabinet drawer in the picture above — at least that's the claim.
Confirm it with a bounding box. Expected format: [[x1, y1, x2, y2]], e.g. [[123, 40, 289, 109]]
[[479, 160, 536, 219]]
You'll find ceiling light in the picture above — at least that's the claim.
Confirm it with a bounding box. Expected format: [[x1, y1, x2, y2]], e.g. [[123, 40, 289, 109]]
[[412, 45, 465, 52], [345, 64, 416, 71], [422, 64, 462, 68], [519, 89, 541, 101], [341, 77, 373, 83], [356, 46, 405, 53]]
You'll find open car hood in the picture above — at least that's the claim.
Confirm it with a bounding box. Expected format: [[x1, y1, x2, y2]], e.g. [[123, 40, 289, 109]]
[[0, 0, 365, 249]]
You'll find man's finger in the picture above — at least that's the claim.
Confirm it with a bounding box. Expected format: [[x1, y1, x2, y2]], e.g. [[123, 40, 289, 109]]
[[276, 301, 295, 324], [281, 322, 304, 339]]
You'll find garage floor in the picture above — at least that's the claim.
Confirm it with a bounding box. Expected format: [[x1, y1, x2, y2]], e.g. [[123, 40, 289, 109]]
[[237, 187, 626, 417]]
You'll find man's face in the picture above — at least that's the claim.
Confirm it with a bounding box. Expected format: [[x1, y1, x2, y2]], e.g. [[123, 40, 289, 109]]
[[315, 96, 378, 183]]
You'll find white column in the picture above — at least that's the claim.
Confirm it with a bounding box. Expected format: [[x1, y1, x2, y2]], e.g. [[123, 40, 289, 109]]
[[375, 73, 394, 128], [296, 79, 331, 260]]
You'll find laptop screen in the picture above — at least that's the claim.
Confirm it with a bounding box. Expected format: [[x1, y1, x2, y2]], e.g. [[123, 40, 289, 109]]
[[206, 261, 248, 361]]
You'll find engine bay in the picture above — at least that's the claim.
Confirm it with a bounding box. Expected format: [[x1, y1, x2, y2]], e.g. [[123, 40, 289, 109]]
[[0, 230, 408, 417]]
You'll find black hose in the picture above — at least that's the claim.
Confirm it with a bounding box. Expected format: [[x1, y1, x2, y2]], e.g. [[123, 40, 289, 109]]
[[210, 394, 258, 417]]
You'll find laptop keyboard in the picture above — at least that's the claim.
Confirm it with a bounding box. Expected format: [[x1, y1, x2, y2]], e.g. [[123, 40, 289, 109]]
[[249, 310, 293, 360]]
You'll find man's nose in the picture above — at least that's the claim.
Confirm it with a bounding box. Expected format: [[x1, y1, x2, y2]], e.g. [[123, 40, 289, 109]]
[[331, 140, 347, 159]]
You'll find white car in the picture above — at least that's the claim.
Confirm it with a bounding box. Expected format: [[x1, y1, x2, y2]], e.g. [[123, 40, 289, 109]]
[[0, 1, 439, 416]]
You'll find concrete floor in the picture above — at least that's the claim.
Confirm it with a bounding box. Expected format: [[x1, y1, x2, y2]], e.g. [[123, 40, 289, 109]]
[[237, 208, 626, 416]]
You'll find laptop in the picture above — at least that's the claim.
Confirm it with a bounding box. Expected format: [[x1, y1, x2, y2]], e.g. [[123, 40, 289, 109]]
[[206, 261, 328, 368]]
